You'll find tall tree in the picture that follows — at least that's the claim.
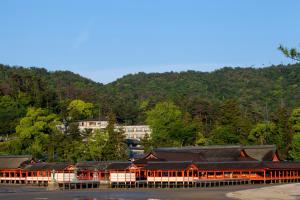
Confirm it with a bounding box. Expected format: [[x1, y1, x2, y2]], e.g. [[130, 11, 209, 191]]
[[146, 101, 200, 147], [84, 129, 108, 161], [102, 113, 128, 160], [272, 106, 291, 158], [289, 134, 300, 161], [67, 99, 94, 120], [0, 95, 27, 135], [288, 108, 300, 160], [140, 133, 152, 153], [289, 108, 300, 134], [210, 126, 239, 145], [215, 99, 252, 144], [12, 107, 60, 159], [146, 101, 183, 147], [248, 122, 279, 145]]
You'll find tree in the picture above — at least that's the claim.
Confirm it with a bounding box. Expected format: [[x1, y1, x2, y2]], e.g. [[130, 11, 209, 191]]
[[288, 108, 300, 160], [0, 95, 27, 135], [66, 122, 82, 140], [102, 113, 128, 160], [272, 106, 291, 158], [195, 132, 207, 146], [12, 107, 60, 159], [140, 133, 153, 153], [67, 99, 94, 120], [216, 99, 252, 144], [184, 97, 216, 136], [146, 101, 199, 147], [278, 45, 300, 62], [57, 138, 84, 162], [179, 113, 201, 146], [248, 122, 279, 145], [84, 129, 108, 161], [289, 108, 300, 134], [146, 101, 183, 147], [288, 134, 300, 161], [47, 127, 64, 162], [209, 126, 239, 145]]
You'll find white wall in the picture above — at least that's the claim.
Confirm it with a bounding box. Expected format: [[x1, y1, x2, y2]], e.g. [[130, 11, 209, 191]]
[[110, 172, 136, 182]]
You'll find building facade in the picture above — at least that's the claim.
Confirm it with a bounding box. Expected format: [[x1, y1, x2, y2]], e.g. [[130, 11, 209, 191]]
[[1, 145, 300, 189], [77, 120, 151, 140], [78, 120, 109, 131]]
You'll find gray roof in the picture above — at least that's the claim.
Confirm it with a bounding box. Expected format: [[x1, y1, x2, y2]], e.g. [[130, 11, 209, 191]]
[[106, 162, 133, 170], [0, 155, 32, 169], [76, 161, 112, 170], [152, 146, 251, 162], [243, 145, 278, 161], [24, 162, 72, 171], [135, 145, 279, 164], [143, 161, 194, 170]]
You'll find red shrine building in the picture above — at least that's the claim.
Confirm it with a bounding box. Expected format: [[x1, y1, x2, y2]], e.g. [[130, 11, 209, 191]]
[[1, 145, 300, 189]]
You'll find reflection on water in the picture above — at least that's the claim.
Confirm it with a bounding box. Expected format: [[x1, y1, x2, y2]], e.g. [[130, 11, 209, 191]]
[[69, 190, 164, 200], [2, 185, 264, 200], [72, 197, 161, 200]]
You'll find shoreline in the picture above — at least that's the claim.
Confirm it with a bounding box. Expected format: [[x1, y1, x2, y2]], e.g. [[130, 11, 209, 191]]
[[227, 183, 300, 200], [0, 184, 288, 200]]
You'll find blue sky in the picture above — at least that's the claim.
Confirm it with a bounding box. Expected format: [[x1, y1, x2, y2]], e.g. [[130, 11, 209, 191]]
[[0, 1, 299, 83]]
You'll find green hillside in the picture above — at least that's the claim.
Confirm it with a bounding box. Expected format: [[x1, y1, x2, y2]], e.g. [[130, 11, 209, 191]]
[[1, 63, 300, 134]]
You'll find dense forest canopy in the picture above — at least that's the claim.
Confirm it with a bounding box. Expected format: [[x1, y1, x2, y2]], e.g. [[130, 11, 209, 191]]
[[1, 63, 300, 161], [1, 63, 300, 126]]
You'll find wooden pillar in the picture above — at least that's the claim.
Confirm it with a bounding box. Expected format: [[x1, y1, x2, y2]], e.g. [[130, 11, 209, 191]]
[[271, 171, 272, 180], [26, 171, 28, 184], [182, 170, 184, 187], [192, 169, 194, 181], [168, 170, 173, 188], [248, 171, 250, 180]]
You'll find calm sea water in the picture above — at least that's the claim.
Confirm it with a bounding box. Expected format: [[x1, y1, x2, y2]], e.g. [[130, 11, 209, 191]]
[[0, 185, 269, 200]]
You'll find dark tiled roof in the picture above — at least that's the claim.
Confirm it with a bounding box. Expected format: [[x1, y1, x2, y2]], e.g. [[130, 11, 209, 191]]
[[133, 157, 164, 165], [0, 155, 32, 169], [197, 148, 244, 162], [106, 162, 133, 170], [143, 161, 194, 170], [196, 161, 263, 170], [153, 151, 203, 162], [134, 145, 279, 164], [76, 161, 111, 170], [152, 146, 254, 162], [264, 161, 300, 169], [243, 145, 278, 161], [24, 162, 72, 171]]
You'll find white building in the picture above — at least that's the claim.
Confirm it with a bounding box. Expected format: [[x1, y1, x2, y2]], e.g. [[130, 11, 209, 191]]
[[78, 120, 108, 132], [76, 120, 151, 140], [121, 125, 151, 140]]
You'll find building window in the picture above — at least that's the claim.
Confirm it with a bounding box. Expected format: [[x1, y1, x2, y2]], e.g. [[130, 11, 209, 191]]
[[89, 122, 96, 126]]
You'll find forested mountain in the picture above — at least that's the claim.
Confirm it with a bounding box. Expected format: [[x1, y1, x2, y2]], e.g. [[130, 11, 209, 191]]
[[0, 64, 103, 134], [1, 63, 300, 160], [1, 63, 300, 134]]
